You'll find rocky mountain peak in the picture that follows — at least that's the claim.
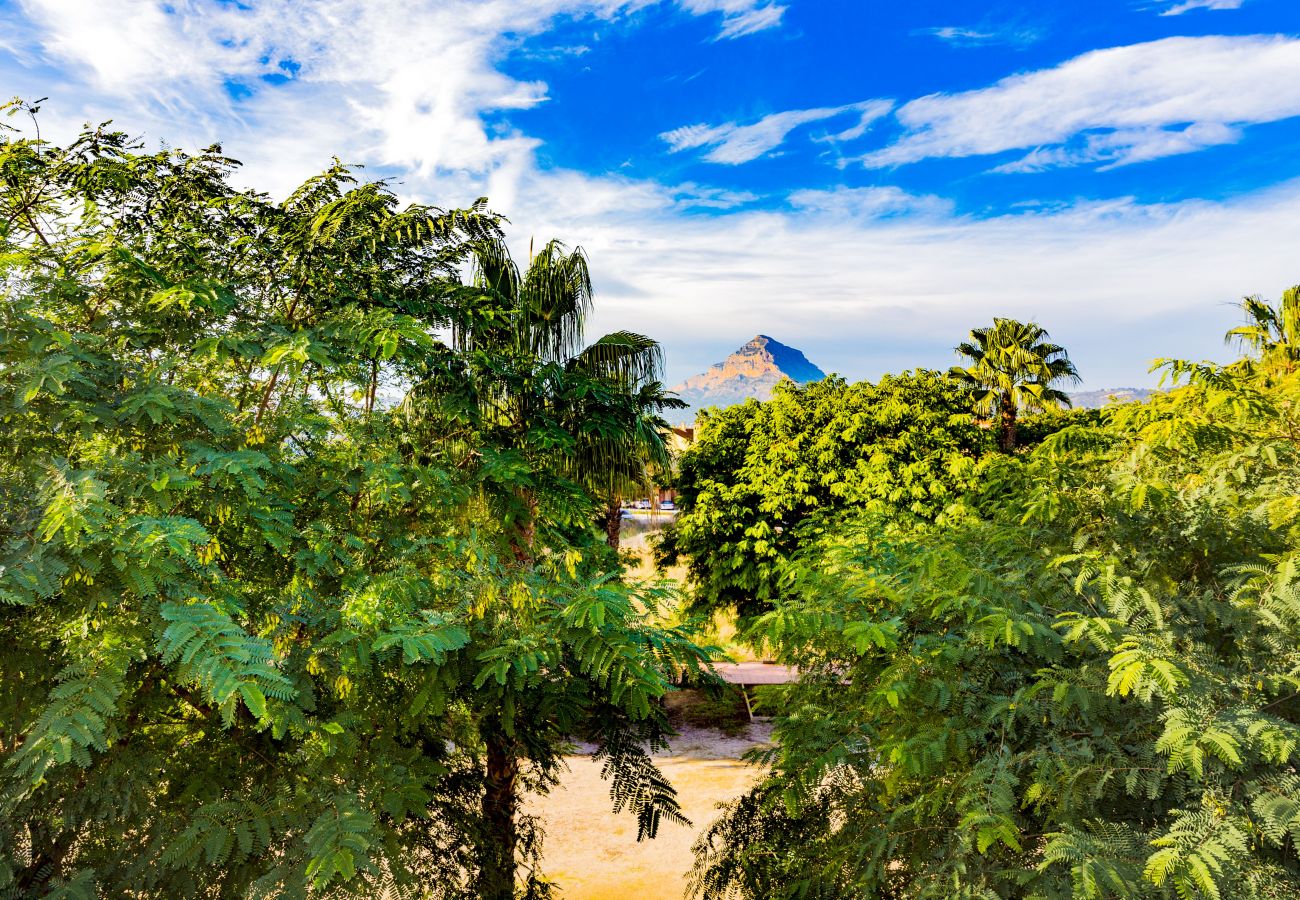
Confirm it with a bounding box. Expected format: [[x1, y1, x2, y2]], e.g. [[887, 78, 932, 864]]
[[670, 336, 826, 422], [728, 335, 826, 382]]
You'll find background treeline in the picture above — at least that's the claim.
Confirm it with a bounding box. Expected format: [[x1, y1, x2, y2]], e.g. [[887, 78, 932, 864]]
[[672, 295, 1300, 896], [0, 107, 705, 898]]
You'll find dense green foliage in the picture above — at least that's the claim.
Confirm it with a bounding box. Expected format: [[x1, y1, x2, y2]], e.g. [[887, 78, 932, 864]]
[[0, 110, 706, 898], [1015, 407, 1104, 448], [659, 372, 992, 619], [8, 97, 1299, 900], [693, 347, 1300, 897]]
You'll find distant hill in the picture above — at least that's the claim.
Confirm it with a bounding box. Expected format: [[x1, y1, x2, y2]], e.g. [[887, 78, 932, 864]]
[[1069, 387, 1154, 409], [671, 335, 825, 423]]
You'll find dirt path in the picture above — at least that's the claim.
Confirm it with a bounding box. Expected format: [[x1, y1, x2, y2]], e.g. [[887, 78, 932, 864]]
[[529, 724, 771, 899]]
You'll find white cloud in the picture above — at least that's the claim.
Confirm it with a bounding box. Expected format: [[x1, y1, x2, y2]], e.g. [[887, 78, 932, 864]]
[[672, 183, 761, 209], [15, 0, 578, 183], [816, 101, 896, 142], [17, 0, 248, 93], [1158, 0, 1246, 15], [11, 0, 784, 184], [662, 100, 892, 164], [787, 186, 953, 219], [930, 26, 995, 43], [991, 121, 1244, 173], [559, 181, 1300, 388], [675, 0, 786, 39], [661, 109, 835, 163], [864, 35, 1300, 170]]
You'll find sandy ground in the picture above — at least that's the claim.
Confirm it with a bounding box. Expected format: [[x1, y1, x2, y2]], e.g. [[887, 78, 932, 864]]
[[529, 723, 772, 899]]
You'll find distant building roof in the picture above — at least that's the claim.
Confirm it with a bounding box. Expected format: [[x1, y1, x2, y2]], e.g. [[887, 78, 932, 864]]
[[667, 426, 695, 454], [712, 662, 798, 686]]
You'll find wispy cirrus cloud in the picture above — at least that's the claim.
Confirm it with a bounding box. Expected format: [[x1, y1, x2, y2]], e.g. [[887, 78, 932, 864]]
[[672, 183, 760, 209], [1156, 0, 1246, 15], [787, 186, 953, 219], [676, 0, 786, 39], [920, 23, 1043, 49], [662, 100, 892, 164], [861, 35, 1300, 171]]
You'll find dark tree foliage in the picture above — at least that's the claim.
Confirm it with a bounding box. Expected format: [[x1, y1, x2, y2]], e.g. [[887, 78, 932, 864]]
[[1017, 406, 1104, 448], [0, 106, 707, 898], [659, 372, 992, 619]]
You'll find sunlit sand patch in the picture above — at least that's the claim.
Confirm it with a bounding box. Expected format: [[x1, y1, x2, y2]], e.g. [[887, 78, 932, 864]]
[[529, 725, 771, 899]]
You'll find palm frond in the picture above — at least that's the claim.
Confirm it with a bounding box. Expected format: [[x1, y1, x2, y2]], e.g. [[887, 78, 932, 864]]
[[571, 331, 664, 383]]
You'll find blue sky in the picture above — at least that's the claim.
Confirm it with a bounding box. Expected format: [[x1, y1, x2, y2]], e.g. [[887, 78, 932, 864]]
[[3, 0, 1300, 386], [517, 0, 1300, 211]]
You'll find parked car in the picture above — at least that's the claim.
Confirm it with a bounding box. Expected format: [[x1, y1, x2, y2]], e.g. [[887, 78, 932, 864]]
[[658, 499, 675, 511], [633, 499, 651, 509]]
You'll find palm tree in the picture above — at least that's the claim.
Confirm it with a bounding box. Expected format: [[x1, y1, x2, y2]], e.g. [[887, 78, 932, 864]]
[[574, 378, 685, 550], [1226, 285, 1300, 376], [950, 318, 1080, 452], [450, 237, 677, 896], [452, 238, 672, 555]]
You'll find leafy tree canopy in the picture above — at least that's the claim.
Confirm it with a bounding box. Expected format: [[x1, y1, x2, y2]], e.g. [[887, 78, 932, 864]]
[[693, 352, 1300, 899], [659, 371, 993, 620], [0, 106, 706, 898]]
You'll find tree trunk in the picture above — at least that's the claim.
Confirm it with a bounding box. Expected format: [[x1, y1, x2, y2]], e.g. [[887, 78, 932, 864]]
[[478, 722, 520, 900], [365, 358, 378, 415], [480, 481, 539, 897], [512, 490, 537, 565], [15, 827, 75, 894], [999, 393, 1017, 452], [604, 495, 622, 550], [253, 366, 281, 425], [482, 486, 534, 897]]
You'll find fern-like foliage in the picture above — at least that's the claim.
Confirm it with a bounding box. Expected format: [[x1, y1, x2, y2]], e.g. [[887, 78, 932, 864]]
[[6, 655, 128, 797], [1, 112, 710, 899], [159, 600, 295, 724], [693, 360, 1300, 898]]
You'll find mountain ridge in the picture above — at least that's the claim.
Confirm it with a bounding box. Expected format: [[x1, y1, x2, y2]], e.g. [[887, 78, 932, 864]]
[[667, 336, 1153, 423], [1068, 387, 1153, 408]]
